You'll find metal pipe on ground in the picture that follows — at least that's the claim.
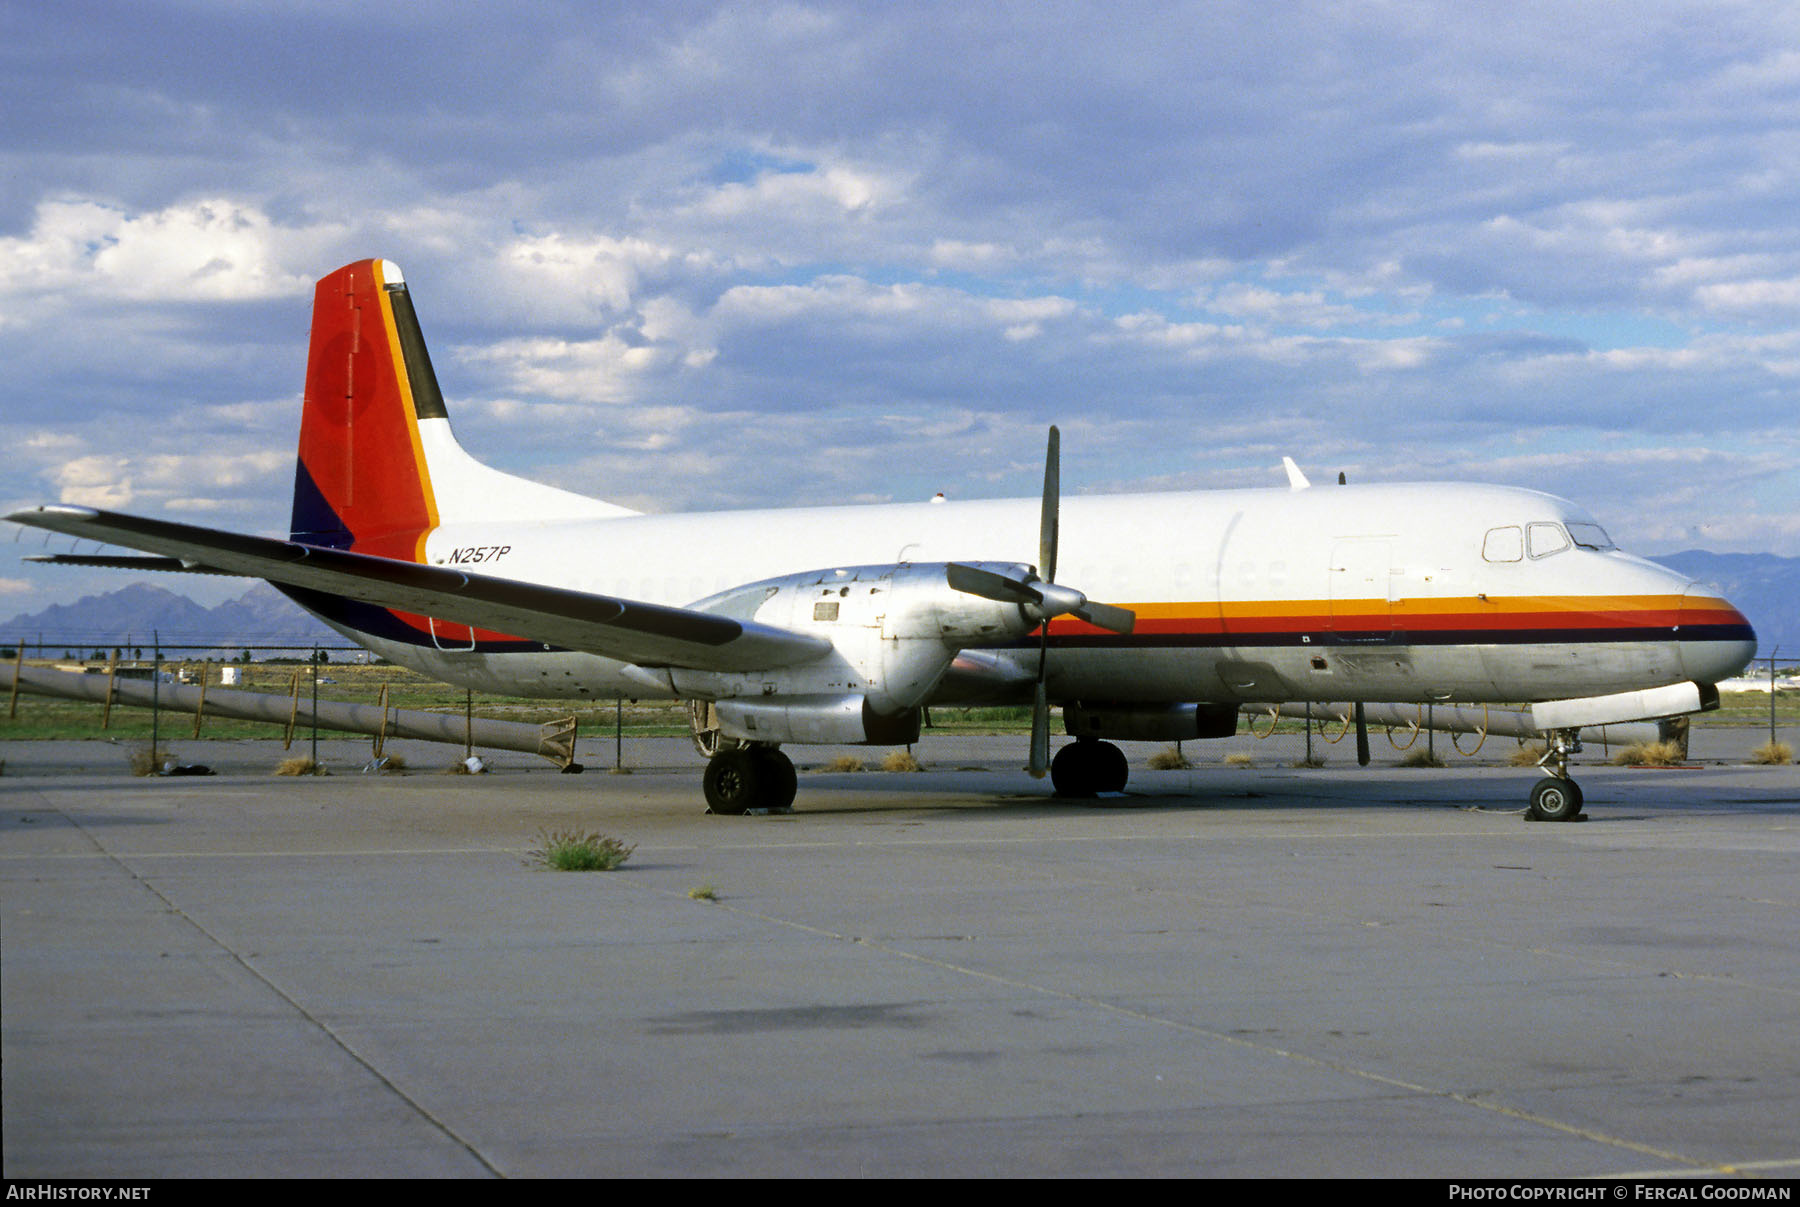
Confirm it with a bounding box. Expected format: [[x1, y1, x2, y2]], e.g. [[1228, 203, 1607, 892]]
[[1239, 700, 1673, 749], [8, 664, 579, 768]]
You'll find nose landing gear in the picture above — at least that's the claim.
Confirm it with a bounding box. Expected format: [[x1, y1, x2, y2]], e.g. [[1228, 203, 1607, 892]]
[[1528, 729, 1585, 822]]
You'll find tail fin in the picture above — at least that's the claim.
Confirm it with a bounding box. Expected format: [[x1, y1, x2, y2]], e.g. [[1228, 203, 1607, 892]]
[[290, 259, 629, 560]]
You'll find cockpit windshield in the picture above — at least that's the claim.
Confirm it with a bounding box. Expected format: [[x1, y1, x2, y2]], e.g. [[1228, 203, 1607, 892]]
[[1527, 522, 1570, 559], [1485, 519, 1618, 563], [1566, 521, 1615, 551]]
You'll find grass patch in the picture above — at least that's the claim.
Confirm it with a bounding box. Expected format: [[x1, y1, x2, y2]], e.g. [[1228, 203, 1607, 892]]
[[1610, 740, 1686, 767], [533, 828, 634, 872], [273, 756, 319, 776], [1147, 746, 1192, 770], [1751, 740, 1794, 765], [819, 755, 866, 773], [688, 884, 718, 901], [1222, 752, 1255, 768], [1400, 748, 1445, 768], [881, 750, 923, 773], [1291, 755, 1326, 769]]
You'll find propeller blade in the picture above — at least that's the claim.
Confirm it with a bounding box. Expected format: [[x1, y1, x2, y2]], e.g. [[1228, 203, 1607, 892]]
[[1071, 600, 1136, 634], [946, 562, 1039, 605], [1029, 680, 1050, 778], [1039, 425, 1059, 583], [947, 564, 1132, 632]]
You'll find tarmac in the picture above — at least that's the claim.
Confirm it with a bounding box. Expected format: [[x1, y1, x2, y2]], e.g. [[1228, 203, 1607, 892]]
[[3, 728, 1799, 1179]]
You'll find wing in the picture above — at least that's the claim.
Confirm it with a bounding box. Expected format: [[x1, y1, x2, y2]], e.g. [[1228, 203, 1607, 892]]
[[8, 505, 830, 673]]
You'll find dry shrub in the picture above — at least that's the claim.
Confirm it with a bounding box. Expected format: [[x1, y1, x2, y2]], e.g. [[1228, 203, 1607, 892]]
[[1751, 740, 1794, 765], [1147, 746, 1191, 771], [1508, 743, 1547, 766], [1223, 752, 1255, 768], [274, 756, 317, 776], [1400, 748, 1445, 768], [881, 750, 923, 773], [1611, 740, 1685, 767], [130, 747, 170, 777], [819, 755, 866, 773]]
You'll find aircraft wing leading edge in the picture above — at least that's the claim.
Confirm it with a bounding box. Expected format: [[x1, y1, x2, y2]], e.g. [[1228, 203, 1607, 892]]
[[6, 505, 830, 673]]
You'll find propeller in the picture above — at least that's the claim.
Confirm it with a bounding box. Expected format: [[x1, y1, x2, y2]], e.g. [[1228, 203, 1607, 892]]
[[946, 426, 1135, 777]]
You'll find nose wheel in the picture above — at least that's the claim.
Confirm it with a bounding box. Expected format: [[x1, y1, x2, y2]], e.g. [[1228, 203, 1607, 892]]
[[1528, 729, 1585, 822]]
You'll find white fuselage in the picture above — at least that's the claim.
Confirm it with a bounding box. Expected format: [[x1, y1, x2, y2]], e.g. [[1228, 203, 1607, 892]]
[[312, 479, 1755, 711]]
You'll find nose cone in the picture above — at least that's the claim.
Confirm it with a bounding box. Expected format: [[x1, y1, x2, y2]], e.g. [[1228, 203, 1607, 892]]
[[1678, 583, 1757, 684]]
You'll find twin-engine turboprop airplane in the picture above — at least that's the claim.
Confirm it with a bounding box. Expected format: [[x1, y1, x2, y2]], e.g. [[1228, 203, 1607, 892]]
[[9, 260, 1757, 820]]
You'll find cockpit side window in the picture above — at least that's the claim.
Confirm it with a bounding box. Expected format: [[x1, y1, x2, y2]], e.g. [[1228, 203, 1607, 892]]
[[1483, 526, 1523, 562], [1566, 522, 1615, 551], [1528, 522, 1571, 559]]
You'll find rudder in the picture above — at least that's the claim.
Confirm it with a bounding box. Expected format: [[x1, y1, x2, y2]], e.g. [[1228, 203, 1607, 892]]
[[290, 259, 440, 561]]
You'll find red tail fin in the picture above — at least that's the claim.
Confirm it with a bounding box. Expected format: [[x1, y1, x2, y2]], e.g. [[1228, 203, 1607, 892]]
[[290, 259, 441, 561]]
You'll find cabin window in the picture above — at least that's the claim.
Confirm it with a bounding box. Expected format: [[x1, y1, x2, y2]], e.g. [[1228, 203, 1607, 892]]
[[1527, 522, 1571, 559], [1482, 526, 1523, 562], [1567, 522, 1615, 551]]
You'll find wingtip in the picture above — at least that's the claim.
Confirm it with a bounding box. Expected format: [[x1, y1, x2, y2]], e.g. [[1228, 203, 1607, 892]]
[[7, 503, 101, 523]]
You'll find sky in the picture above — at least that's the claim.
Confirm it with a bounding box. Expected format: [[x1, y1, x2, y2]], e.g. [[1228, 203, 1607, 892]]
[[5, 0, 1800, 610]]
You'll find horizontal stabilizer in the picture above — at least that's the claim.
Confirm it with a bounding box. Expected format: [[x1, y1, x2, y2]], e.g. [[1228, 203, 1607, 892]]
[[24, 554, 236, 575], [8, 505, 830, 673]]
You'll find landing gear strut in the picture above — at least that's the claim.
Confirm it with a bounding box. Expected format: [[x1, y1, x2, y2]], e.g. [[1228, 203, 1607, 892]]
[[702, 747, 798, 815], [1050, 738, 1129, 798], [1528, 728, 1585, 822]]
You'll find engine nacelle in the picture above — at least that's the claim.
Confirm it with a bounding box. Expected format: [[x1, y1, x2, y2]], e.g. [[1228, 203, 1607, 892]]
[[670, 562, 1040, 721], [713, 693, 923, 746], [1064, 702, 1240, 742]]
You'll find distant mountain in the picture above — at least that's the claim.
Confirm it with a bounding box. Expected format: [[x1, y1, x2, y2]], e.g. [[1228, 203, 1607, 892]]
[[0, 582, 343, 658], [1648, 551, 1798, 655]]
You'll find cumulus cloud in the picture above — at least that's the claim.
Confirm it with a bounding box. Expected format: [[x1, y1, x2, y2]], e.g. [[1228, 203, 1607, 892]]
[[53, 455, 134, 509], [0, 198, 313, 302], [11, 0, 1800, 620]]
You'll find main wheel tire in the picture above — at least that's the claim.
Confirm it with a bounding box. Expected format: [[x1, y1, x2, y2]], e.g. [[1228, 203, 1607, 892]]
[[753, 748, 798, 811], [1094, 740, 1129, 793], [1050, 740, 1130, 797], [1050, 743, 1096, 797], [1528, 776, 1583, 822], [703, 750, 762, 815]]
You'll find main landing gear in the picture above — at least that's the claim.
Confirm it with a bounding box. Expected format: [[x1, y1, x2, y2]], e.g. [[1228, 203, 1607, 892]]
[[1050, 738, 1129, 798], [1528, 728, 1585, 822], [689, 701, 798, 815], [702, 746, 798, 815]]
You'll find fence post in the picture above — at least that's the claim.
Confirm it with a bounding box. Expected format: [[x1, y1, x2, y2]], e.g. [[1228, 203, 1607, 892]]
[[150, 631, 160, 765], [102, 648, 119, 729]]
